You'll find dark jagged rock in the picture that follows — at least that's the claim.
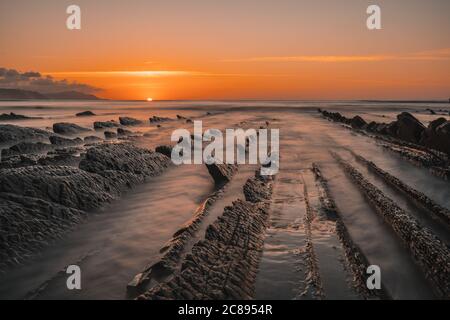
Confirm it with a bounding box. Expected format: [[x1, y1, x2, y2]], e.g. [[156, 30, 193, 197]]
[[243, 175, 273, 203], [76, 111, 96, 117], [127, 187, 225, 294], [426, 108, 436, 115], [49, 135, 83, 146], [137, 172, 274, 300], [385, 121, 399, 137], [104, 131, 117, 139], [0, 112, 41, 120], [176, 115, 187, 120], [428, 117, 447, 131], [205, 163, 238, 186], [53, 122, 91, 135], [94, 120, 119, 129], [0, 166, 117, 211], [155, 145, 173, 158], [84, 135, 103, 143], [420, 118, 450, 155], [149, 116, 171, 123], [0, 143, 171, 270], [119, 117, 142, 126], [0, 124, 50, 144], [366, 121, 378, 132], [1, 142, 51, 159], [395, 112, 426, 143], [350, 116, 367, 129], [0, 192, 86, 269], [117, 128, 133, 136], [79, 143, 170, 180]]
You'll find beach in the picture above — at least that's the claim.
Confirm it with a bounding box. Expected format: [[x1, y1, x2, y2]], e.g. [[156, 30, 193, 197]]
[[0, 100, 449, 300]]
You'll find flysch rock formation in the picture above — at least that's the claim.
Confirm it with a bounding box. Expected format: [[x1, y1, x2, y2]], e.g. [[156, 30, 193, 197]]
[[320, 110, 450, 180], [0, 143, 171, 271], [0, 124, 50, 145], [127, 162, 239, 296], [333, 152, 450, 299], [137, 172, 274, 300]]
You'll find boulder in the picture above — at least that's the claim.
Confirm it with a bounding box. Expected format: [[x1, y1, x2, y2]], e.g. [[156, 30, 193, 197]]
[[350, 116, 367, 129], [53, 122, 91, 135], [149, 116, 171, 123], [84, 135, 103, 143], [386, 121, 399, 137], [119, 117, 142, 126], [94, 120, 119, 129], [395, 112, 426, 143], [117, 128, 133, 136], [0, 124, 50, 144], [421, 120, 450, 155], [366, 121, 378, 132], [428, 117, 447, 131], [104, 131, 117, 139], [76, 111, 96, 117]]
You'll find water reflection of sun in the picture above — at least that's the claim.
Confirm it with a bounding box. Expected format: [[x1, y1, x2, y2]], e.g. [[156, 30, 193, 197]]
[[147, 98, 153, 102]]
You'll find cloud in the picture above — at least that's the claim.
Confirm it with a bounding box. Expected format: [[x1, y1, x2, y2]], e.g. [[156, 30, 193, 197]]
[[46, 70, 196, 78], [47, 70, 287, 78], [0, 67, 101, 93], [223, 48, 450, 63]]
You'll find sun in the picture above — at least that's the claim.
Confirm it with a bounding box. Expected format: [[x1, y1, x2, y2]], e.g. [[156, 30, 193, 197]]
[[147, 97, 153, 102]]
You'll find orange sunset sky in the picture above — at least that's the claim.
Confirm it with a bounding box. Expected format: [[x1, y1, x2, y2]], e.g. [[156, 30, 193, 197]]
[[1, 0, 449, 100]]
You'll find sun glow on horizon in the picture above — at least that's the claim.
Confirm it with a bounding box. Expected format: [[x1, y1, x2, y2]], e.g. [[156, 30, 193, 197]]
[[147, 97, 153, 102]]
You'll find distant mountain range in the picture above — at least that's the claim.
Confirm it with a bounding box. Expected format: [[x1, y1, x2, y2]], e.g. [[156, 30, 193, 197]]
[[0, 88, 100, 100]]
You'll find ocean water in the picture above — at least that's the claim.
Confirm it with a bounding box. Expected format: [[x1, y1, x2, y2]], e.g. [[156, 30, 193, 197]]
[[0, 99, 449, 299]]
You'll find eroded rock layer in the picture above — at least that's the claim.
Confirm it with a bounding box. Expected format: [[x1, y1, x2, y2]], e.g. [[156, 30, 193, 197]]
[[334, 154, 450, 298], [137, 173, 274, 300], [0, 143, 171, 271]]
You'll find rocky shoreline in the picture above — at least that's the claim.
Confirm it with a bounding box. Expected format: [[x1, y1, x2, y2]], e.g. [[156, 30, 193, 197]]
[[0, 139, 171, 271], [137, 172, 274, 300], [319, 110, 450, 180], [127, 163, 238, 296]]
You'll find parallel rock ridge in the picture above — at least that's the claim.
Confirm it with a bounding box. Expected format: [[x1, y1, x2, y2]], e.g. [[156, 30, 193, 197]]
[[352, 152, 450, 227], [0, 143, 171, 271], [205, 163, 238, 186], [334, 154, 450, 298], [312, 164, 390, 299], [137, 173, 274, 300], [127, 188, 224, 295], [320, 110, 450, 156], [320, 110, 450, 180]]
